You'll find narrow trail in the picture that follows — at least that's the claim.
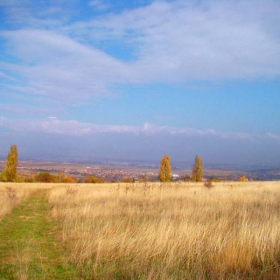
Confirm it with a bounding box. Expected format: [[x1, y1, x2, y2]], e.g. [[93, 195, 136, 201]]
[[0, 190, 79, 280]]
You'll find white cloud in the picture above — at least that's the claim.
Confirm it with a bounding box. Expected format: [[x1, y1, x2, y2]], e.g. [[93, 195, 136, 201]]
[[0, 0, 279, 107], [0, 117, 267, 141], [1, 29, 129, 101], [71, 0, 280, 81]]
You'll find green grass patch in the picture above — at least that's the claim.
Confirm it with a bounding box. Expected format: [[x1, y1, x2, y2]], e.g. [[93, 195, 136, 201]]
[[0, 190, 80, 280]]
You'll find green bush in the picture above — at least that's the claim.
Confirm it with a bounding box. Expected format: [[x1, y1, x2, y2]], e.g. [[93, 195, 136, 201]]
[[24, 177, 35, 183], [14, 176, 25, 182]]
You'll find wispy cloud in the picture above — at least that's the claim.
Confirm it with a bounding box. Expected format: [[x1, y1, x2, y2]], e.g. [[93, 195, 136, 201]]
[[265, 132, 280, 141], [0, 117, 268, 141], [89, 0, 111, 11], [0, 104, 61, 116], [1, 29, 128, 102]]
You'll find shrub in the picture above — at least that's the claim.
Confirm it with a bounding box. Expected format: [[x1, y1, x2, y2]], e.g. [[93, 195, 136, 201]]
[[24, 177, 35, 183], [14, 176, 25, 182], [84, 176, 104, 183], [35, 172, 57, 183], [61, 177, 77, 183]]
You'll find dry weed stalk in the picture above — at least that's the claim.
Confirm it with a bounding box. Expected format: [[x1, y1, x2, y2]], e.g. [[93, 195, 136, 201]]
[[65, 186, 78, 196], [6, 186, 18, 204]]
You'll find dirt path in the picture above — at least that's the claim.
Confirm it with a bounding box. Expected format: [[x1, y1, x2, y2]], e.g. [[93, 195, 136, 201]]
[[0, 190, 79, 280]]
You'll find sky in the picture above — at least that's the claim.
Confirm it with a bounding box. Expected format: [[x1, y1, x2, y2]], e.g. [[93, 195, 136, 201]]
[[0, 0, 280, 167]]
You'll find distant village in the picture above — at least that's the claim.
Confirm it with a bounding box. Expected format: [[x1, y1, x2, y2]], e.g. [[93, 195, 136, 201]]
[[1, 159, 280, 182], [13, 164, 160, 182]]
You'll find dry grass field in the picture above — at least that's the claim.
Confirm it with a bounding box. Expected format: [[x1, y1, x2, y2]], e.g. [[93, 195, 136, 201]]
[[0, 181, 279, 279], [46, 181, 280, 279]]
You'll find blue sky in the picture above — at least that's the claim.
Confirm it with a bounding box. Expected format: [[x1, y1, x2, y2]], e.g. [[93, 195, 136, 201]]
[[0, 0, 280, 167]]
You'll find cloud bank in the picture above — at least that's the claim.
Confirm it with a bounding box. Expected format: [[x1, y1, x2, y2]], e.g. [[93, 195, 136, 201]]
[[0, 116, 278, 142], [0, 0, 279, 104]]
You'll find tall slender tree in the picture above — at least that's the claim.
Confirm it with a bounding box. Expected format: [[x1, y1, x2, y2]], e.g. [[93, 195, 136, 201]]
[[191, 155, 203, 182], [5, 145, 18, 182], [158, 154, 172, 182]]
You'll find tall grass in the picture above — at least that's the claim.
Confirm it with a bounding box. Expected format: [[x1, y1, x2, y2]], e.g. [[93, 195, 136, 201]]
[[0, 183, 36, 220], [49, 182, 280, 279], [0, 183, 53, 221]]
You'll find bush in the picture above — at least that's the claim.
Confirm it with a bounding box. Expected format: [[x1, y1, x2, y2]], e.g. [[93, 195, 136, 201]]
[[35, 172, 57, 183], [84, 176, 104, 183], [14, 176, 25, 182], [61, 177, 77, 183], [24, 177, 35, 183]]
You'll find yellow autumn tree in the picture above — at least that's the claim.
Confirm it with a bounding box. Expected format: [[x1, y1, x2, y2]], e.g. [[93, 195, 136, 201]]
[[5, 145, 18, 182], [239, 176, 247, 182], [191, 154, 203, 182], [158, 154, 172, 182]]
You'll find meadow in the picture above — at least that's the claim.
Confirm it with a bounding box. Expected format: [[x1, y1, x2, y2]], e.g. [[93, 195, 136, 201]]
[[0, 182, 280, 279]]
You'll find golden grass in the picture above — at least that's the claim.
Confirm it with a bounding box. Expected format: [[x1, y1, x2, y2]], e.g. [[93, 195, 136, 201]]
[[48, 181, 280, 279]]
